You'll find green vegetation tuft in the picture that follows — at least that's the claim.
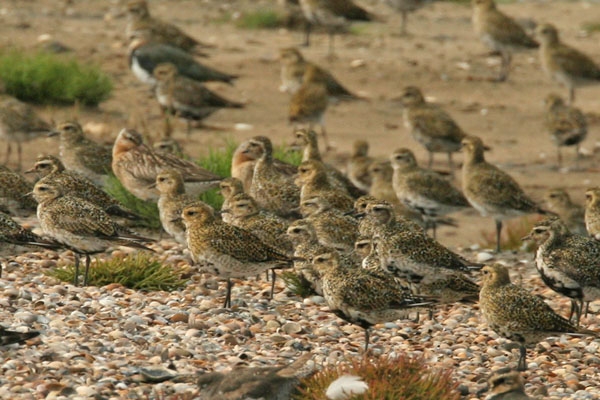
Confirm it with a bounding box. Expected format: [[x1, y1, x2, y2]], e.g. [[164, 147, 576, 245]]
[[582, 22, 600, 34], [295, 353, 460, 400], [104, 174, 162, 230], [47, 254, 187, 291], [236, 8, 284, 30], [0, 49, 112, 106], [281, 271, 317, 298]]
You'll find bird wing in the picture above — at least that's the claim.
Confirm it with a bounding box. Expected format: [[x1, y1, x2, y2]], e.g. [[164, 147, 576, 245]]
[[74, 140, 112, 175], [484, 12, 538, 48], [53, 197, 117, 237], [550, 44, 600, 79], [209, 225, 290, 263], [289, 83, 328, 121], [409, 106, 466, 141]]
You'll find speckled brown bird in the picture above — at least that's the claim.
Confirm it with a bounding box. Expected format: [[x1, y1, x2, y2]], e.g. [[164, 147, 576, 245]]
[[0, 327, 39, 347], [399, 86, 467, 173], [312, 249, 434, 351], [33, 181, 154, 286], [472, 0, 538, 82], [153, 138, 184, 157], [25, 155, 139, 221], [544, 188, 586, 236], [48, 121, 113, 187], [245, 136, 300, 218], [479, 264, 597, 371], [0, 211, 61, 258], [0, 95, 52, 171], [391, 147, 469, 238], [523, 217, 600, 326], [462, 136, 547, 253], [0, 165, 36, 216], [537, 23, 600, 104], [152, 63, 244, 134], [544, 93, 587, 168], [485, 367, 532, 400], [346, 139, 373, 193], [125, 0, 213, 55], [219, 177, 246, 224], [112, 128, 222, 201], [181, 201, 293, 308], [585, 187, 600, 240], [354, 197, 424, 239], [295, 160, 354, 213], [286, 219, 328, 295], [154, 169, 198, 244]]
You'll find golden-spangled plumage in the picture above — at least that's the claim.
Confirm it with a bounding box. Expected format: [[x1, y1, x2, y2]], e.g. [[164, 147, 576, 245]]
[[153, 138, 184, 157], [155, 169, 198, 244], [346, 140, 373, 193], [111, 128, 222, 201], [152, 63, 243, 133], [25, 155, 138, 221], [0, 96, 52, 170], [246, 136, 300, 218], [125, 0, 213, 55], [312, 249, 434, 351], [289, 66, 330, 149], [295, 160, 354, 213], [472, 0, 538, 82], [33, 181, 154, 286], [355, 197, 424, 238], [479, 264, 597, 371], [399, 86, 467, 173], [181, 201, 292, 308], [537, 23, 600, 104], [219, 177, 246, 224], [285, 219, 328, 295], [585, 187, 600, 240], [0, 165, 36, 216], [486, 368, 531, 400], [461, 136, 546, 253], [523, 217, 600, 326], [391, 147, 469, 238], [544, 93, 587, 168], [543, 188, 586, 235], [48, 121, 113, 187], [0, 211, 61, 257]]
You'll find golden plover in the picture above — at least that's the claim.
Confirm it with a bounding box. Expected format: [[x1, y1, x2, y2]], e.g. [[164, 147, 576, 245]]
[[391, 147, 469, 238], [0, 165, 36, 216], [295, 160, 354, 213], [48, 121, 113, 187], [485, 367, 531, 400], [523, 217, 600, 326], [181, 202, 292, 308], [154, 169, 199, 244], [537, 23, 600, 104], [479, 264, 597, 371], [383, 0, 431, 36], [300, 195, 358, 252], [125, 0, 213, 55], [219, 177, 246, 224], [0, 327, 40, 347], [312, 249, 434, 351], [25, 155, 139, 221], [153, 138, 184, 157], [0, 211, 61, 258], [112, 128, 222, 201], [472, 0, 538, 82], [346, 139, 373, 193], [461, 136, 547, 253], [544, 93, 587, 168], [286, 219, 328, 295], [152, 63, 244, 134], [0, 96, 52, 170], [354, 197, 424, 239], [544, 188, 586, 236], [33, 181, 154, 286], [585, 187, 600, 240], [399, 86, 467, 173]]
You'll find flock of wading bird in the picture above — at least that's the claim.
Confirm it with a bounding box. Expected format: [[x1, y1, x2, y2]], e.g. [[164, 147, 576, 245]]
[[1, 0, 600, 398]]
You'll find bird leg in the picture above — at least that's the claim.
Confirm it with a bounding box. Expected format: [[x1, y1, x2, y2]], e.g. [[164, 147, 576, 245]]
[[4, 142, 11, 166], [568, 86, 575, 105], [557, 146, 563, 169], [517, 344, 527, 371], [428, 151, 434, 169], [270, 269, 277, 300], [447, 152, 455, 178], [495, 220, 503, 253], [223, 278, 233, 308], [497, 52, 511, 82], [17, 142, 22, 171], [327, 31, 336, 59], [73, 253, 81, 286], [400, 11, 408, 36], [363, 328, 370, 353], [83, 254, 91, 286], [302, 21, 311, 47]]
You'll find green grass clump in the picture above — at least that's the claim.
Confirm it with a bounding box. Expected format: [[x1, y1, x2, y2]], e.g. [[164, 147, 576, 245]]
[[104, 174, 162, 230], [0, 49, 112, 106], [295, 354, 459, 400], [236, 8, 284, 29], [281, 271, 317, 298], [582, 22, 600, 34], [47, 254, 187, 291]]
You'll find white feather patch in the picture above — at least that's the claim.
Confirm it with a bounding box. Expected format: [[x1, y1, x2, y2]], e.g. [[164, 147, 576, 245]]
[[326, 375, 369, 400]]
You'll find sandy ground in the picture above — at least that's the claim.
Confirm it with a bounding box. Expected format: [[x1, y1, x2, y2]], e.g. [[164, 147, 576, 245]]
[[1, 0, 600, 247]]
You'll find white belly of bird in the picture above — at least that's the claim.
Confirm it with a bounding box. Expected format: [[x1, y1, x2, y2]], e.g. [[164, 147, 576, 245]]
[[131, 58, 156, 86], [196, 250, 277, 279]]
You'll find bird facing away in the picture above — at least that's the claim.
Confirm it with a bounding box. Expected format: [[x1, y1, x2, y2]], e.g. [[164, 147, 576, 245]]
[[0, 211, 61, 258], [154, 169, 198, 245], [25, 155, 139, 221], [33, 181, 154, 286], [312, 249, 434, 351], [585, 187, 600, 240], [152, 63, 244, 134], [196, 353, 314, 400], [472, 0, 538, 82], [112, 128, 222, 201], [346, 139, 373, 193], [523, 217, 600, 326], [543, 188, 586, 236], [125, 0, 213, 55], [478, 264, 597, 371], [391, 147, 469, 238], [399, 86, 467, 174], [289, 65, 330, 150], [485, 367, 531, 400], [0, 95, 52, 171], [383, 0, 431, 36], [543, 93, 587, 168], [128, 36, 236, 87], [181, 201, 293, 308], [537, 23, 600, 104], [295, 160, 354, 213], [0, 327, 40, 347], [219, 177, 247, 224], [461, 136, 546, 253], [48, 121, 113, 187], [0, 165, 37, 216]]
